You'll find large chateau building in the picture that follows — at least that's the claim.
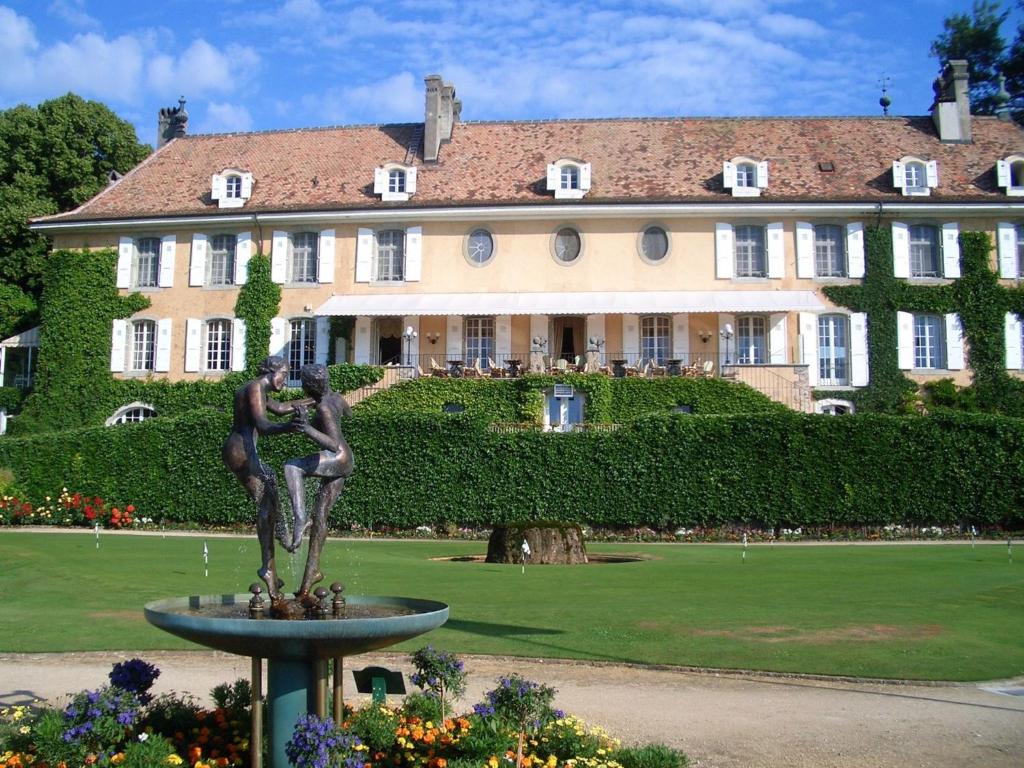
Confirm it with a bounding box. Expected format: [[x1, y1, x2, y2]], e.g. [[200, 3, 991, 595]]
[[27, 62, 1024, 414]]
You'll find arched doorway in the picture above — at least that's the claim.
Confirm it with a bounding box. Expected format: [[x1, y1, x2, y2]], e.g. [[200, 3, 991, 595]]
[[551, 316, 585, 363]]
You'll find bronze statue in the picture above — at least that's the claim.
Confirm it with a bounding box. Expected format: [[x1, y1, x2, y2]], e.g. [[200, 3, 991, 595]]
[[285, 364, 354, 603], [221, 356, 304, 606]]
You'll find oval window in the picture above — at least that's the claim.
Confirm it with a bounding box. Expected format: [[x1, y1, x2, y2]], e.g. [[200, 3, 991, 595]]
[[554, 228, 581, 264], [641, 226, 669, 262], [466, 229, 494, 265]]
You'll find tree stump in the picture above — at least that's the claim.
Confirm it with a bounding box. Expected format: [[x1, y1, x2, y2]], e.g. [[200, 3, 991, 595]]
[[486, 523, 588, 564]]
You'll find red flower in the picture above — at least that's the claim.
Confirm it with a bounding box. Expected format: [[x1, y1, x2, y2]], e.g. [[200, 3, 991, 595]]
[[94, 497, 103, 506], [72, 493, 81, 507], [126, 504, 135, 513], [21, 502, 32, 514], [84, 507, 96, 521]]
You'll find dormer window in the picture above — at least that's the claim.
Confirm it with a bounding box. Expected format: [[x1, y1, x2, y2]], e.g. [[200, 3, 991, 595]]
[[546, 159, 591, 200], [893, 157, 937, 196], [997, 156, 1024, 196], [210, 169, 252, 208], [374, 164, 417, 202], [723, 158, 768, 197], [211, 169, 253, 208]]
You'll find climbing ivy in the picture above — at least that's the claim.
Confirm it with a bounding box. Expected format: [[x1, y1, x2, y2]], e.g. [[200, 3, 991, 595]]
[[233, 253, 280, 375], [824, 226, 1024, 414]]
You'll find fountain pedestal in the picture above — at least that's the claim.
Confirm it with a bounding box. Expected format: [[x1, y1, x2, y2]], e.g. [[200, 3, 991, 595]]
[[145, 594, 448, 768]]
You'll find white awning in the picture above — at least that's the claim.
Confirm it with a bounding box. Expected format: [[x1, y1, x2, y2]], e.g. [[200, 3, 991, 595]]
[[316, 291, 826, 316], [1, 326, 39, 348]]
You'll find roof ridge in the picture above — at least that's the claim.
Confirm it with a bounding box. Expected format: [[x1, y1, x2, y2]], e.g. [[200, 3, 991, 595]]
[[184, 122, 422, 139]]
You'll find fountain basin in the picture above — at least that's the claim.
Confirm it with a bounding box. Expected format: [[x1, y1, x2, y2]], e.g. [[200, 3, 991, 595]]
[[144, 594, 450, 660]]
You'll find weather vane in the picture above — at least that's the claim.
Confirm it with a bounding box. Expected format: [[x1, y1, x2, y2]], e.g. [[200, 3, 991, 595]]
[[879, 75, 893, 116]]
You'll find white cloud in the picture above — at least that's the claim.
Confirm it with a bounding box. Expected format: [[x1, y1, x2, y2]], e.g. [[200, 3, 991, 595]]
[[203, 101, 254, 133], [310, 71, 422, 124], [759, 13, 826, 40], [48, 0, 101, 30], [147, 39, 260, 97]]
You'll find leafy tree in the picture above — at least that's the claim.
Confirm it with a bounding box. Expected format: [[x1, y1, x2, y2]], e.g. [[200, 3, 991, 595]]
[[0, 93, 149, 334], [930, 0, 1010, 114]]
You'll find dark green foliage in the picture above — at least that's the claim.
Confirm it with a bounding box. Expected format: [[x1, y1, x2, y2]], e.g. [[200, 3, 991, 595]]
[[347, 703, 399, 754], [931, 1, 1010, 114], [614, 745, 689, 768], [0, 387, 24, 412], [233, 254, 280, 375], [0, 281, 36, 339], [1, 409, 1021, 529]]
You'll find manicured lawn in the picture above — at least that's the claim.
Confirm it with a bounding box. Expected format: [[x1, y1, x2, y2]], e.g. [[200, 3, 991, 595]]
[[1, 531, 1021, 681]]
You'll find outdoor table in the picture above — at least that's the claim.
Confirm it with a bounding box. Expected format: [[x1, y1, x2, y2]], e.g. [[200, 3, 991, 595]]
[[448, 360, 465, 378], [610, 359, 627, 378], [505, 359, 522, 378], [666, 359, 683, 376]]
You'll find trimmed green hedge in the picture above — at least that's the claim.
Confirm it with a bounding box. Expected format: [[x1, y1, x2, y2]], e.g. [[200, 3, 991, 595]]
[[1, 409, 1020, 529], [0, 387, 24, 413]]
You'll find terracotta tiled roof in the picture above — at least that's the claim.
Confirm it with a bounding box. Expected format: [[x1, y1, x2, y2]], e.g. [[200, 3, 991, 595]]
[[37, 115, 1024, 223]]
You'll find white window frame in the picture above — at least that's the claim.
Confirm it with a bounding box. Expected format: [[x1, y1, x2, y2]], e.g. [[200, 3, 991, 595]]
[[733, 225, 767, 278], [893, 157, 937, 196], [723, 157, 768, 197], [374, 164, 417, 201], [211, 169, 253, 209], [105, 402, 157, 426], [637, 224, 670, 264], [546, 159, 592, 200], [736, 315, 768, 364], [996, 156, 1024, 196], [551, 225, 583, 265], [908, 224, 941, 278], [464, 316, 495, 368], [204, 318, 233, 373], [133, 236, 161, 288], [287, 318, 317, 385], [207, 233, 237, 287], [816, 314, 849, 386], [912, 314, 945, 369], [640, 315, 671, 364], [813, 224, 847, 278], [288, 232, 319, 284], [464, 228, 495, 267], [129, 319, 157, 372], [373, 229, 406, 282]]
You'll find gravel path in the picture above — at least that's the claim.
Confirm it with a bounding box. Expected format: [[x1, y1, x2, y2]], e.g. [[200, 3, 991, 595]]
[[2, 651, 1021, 768]]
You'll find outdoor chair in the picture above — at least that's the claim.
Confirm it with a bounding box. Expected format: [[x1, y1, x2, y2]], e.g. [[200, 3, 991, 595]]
[[649, 359, 667, 377], [463, 358, 482, 378], [488, 357, 506, 377], [429, 358, 448, 377], [701, 360, 715, 377]]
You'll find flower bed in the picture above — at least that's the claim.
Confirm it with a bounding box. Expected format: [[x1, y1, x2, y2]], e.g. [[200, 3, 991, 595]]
[[0, 651, 687, 768]]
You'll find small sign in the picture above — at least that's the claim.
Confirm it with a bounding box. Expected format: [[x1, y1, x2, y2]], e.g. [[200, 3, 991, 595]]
[[553, 384, 574, 399]]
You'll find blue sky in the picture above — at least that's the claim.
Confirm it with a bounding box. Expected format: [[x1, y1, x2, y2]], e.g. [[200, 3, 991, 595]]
[[0, 0, 1020, 147]]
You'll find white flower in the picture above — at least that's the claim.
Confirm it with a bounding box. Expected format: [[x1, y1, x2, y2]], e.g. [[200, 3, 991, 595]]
[[138, 733, 149, 742]]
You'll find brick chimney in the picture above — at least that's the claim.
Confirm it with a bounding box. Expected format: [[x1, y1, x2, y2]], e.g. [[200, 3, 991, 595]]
[[423, 75, 461, 163], [931, 60, 971, 143], [157, 97, 189, 148]]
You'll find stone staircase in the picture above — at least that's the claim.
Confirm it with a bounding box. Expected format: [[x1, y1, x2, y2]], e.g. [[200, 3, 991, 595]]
[[724, 364, 814, 412], [346, 365, 413, 407]]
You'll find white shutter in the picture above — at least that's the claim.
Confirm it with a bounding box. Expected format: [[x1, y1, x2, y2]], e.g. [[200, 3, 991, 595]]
[[110, 319, 127, 372], [231, 318, 247, 372], [850, 312, 869, 386], [271, 231, 288, 283], [769, 313, 787, 363], [672, 314, 689, 359], [317, 229, 335, 283], [354, 316, 371, 364], [718, 314, 736, 367], [530, 315, 549, 350], [373, 168, 387, 195], [189, 234, 207, 286], [998, 222, 1018, 278], [622, 314, 640, 356], [235, 232, 252, 284], [579, 162, 592, 191], [315, 316, 330, 365], [446, 316, 463, 359], [722, 161, 736, 189], [846, 223, 865, 278], [926, 160, 939, 188], [546, 164, 560, 191], [892, 160, 905, 190], [155, 318, 172, 372], [756, 161, 769, 188], [406, 167, 417, 194], [211, 174, 226, 201], [766, 222, 785, 278], [159, 235, 176, 287], [269, 317, 288, 357], [1005, 313, 1023, 369], [117, 237, 133, 288], [896, 311, 914, 369], [997, 160, 1011, 189], [240, 173, 253, 199], [355, 228, 373, 282], [798, 313, 818, 386], [892, 222, 910, 278], [715, 223, 734, 278], [945, 313, 964, 370], [941, 223, 961, 278], [495, 314, 512, 360], [405, 226, 422, 281], [795, 222, 814, 278], [184, 318, 202, 372]]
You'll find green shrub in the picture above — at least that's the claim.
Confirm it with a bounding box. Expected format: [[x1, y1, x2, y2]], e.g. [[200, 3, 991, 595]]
[[0, 387, 24, 413], [614, 744, 689, 768], [401, 691, 443, 723], [347, 703, 399, 754]]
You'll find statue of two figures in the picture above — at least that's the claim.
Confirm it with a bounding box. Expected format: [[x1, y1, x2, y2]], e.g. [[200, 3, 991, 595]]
[[221, 357, 353, 618]]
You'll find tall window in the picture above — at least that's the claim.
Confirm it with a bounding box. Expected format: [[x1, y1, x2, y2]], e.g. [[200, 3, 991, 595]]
[[225, 175, 242, 199], [289, 233, 318, 283], [464, 316, 495, 367], [388, 169, 406, 194], [736, 316, 767, 364], [817, 314, 848, 386], [735, 162, 756, 188], [209, 234, 236, 286], [1017, 224, 1024, 277], [913, 314, 944, 369], [374, 230, 405, 281], [134, 237, 160, 287], [904, 161, 927, 190], [288, 319, 316, 383], [130, 320, 156, 372], [814, 224, 846, 277], [560, 164, 579, 190], [909, 225, 940, 277], [640, 316, 670, 364], [205, 319, 232, 371], [734, 225, 766, 277]]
